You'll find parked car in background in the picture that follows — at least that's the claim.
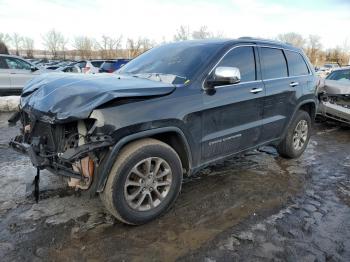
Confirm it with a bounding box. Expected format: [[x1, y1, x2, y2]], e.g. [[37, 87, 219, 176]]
[[76, 60, 109, 74], [318, 63, 340, 75], [55, 64, 81, 73], [317, 67, 350, 124], [99, 59, 131, 73], [0, 54, 42, 95], [10, 39, 317, 225]]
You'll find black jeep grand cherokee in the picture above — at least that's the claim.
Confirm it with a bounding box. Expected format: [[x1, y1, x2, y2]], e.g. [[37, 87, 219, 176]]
[[10, 38, 317, 225]]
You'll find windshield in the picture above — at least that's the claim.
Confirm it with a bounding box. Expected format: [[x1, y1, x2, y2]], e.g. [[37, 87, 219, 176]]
[[118, 42, 221, 84], [326, 69, 350, 82]]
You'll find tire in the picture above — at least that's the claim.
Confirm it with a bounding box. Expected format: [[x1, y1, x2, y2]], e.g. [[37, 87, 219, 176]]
[[277, 110, 311, 159], [100, 138, 183, 225]]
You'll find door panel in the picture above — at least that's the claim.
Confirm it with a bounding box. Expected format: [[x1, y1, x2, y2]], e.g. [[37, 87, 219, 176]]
[[0, 58, 11, 91], [9, 69, 36, 89], [201, 45, 264, 161], [202, 81, 265, 161], [260, 78, 296, 141], [259, 47, 296, 142], [4, 57, 37, 89], [0, 69, 11, 90]]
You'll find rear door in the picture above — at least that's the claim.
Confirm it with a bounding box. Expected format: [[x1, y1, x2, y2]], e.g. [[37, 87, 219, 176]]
[[259, 47, 297, 142], [201, 46, 265, 162], [0, 57, 11, 93], [284, 49, 311, 100], [4, 57, 37, 90]]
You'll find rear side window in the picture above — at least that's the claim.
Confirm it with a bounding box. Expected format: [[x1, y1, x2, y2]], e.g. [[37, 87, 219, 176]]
[[91, 61, 104, 68], [101, 61, 115, 70], [284, 50, 309, 76], [261, 48, 288, 79], [77, 61, 86, 68], [217, 46, 256, 82]]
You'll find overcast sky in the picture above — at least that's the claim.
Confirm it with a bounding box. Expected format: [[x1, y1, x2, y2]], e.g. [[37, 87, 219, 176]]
[[0, 0, 349, 49]]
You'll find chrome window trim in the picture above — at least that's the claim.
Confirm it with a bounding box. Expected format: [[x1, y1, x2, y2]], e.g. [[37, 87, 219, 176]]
[[213, 80, 263, 90], [202, 43, 313, 90]]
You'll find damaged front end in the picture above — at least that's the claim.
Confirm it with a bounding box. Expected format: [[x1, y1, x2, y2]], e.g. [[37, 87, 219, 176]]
[[317, 79, 350, 124], [10, 111, 113, 190]]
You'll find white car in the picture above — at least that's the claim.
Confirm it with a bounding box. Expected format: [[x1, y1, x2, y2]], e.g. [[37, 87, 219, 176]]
[[76, 60, 106, 74], [317, 67, 350, 124], [0, 54, 42, 95]]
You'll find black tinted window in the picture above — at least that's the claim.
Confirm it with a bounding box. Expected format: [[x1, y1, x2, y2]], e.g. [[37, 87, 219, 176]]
[[77, 61, 86, 68], [285, 50, 309, 76], [261, 48, 287, 79], [217, 47, 256, 82], [91, 61, 104, 68], [0, 58, 8, 69]]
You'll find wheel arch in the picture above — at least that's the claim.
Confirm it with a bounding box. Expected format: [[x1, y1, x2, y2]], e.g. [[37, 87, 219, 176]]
[[278, 99, 316, 144], [95, 127, 193, 193]]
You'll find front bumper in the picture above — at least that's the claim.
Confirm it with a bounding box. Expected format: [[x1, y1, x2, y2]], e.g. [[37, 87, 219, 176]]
[[318, 101, 350, 124], [9, 135, 113, 179], [10, 139, 47, 167]]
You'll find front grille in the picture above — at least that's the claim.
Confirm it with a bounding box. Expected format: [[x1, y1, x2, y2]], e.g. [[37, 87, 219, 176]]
[[30, 121, 78, 153]]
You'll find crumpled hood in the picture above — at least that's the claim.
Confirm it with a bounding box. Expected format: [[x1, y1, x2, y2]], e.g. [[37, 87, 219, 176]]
[[20, 73, 175, 123]]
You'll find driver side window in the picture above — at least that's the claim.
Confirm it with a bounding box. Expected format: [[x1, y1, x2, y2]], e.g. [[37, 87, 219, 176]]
[[5, 58, 31, 70], [217, 46, 256, 82]]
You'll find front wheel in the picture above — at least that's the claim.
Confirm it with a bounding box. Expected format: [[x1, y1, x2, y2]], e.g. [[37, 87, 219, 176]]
[[100, 138, 183, 225], [277, 110, 312, 159]]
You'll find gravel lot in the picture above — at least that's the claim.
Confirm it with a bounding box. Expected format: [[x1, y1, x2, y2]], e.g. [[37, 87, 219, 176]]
[[0, 112, 349, 262]]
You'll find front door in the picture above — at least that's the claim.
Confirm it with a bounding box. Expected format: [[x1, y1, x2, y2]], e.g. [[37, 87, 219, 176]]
[[4, 57, 37, 90], [201, 46, 265, 162], [0, 57, 11, 93]]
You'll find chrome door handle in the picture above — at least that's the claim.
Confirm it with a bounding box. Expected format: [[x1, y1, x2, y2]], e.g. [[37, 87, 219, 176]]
[[290, 82, 299, 87], [250, 87, 263, 94]]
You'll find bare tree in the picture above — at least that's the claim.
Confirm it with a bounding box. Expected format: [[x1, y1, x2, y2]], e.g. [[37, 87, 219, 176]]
[[97, 35, 123, 59], [277, 32, 305, 49], [126, 38, 142, 58], [0, 41, 9, 54], [325, 46, 349, 66], [174, 25, 190, 41], [126, 38, 155, 58], [0, 33, 11, 46], [12, 33, 23, 56], [306, 35, 322, 64], [42, 29, 66, 59], [23, 37, 35, 58], [192, 26, 212, 39], [73, 36, 95, 59], [60, 37, 69, 59]]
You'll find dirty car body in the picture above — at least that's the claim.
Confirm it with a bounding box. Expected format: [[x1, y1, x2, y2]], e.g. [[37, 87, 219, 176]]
[[318, 67, 350, 124], [10, 39, 318, 224]]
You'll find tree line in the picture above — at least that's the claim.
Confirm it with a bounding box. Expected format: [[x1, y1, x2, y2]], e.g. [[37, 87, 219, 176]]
[[0, 27, 349, 66]]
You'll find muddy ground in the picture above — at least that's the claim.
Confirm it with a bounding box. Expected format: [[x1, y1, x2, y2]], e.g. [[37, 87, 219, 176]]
[[0, 112, 349, 262]]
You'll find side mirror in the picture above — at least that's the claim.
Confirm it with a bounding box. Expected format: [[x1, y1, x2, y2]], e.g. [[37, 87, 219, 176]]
[[205, 66, 241, 90], [30, 65, 38, 72]]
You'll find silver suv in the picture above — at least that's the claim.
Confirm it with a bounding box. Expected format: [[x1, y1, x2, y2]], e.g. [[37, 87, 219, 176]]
[[0, 55, 41, 95]]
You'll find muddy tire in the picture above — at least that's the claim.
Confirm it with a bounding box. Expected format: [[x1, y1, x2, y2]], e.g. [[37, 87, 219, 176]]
[[277, 110, 311, 159], [100, 138, 183, 225]]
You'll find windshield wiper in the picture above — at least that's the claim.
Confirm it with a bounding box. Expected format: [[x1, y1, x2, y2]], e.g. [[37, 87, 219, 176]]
[[131, 73, 187, 84]]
